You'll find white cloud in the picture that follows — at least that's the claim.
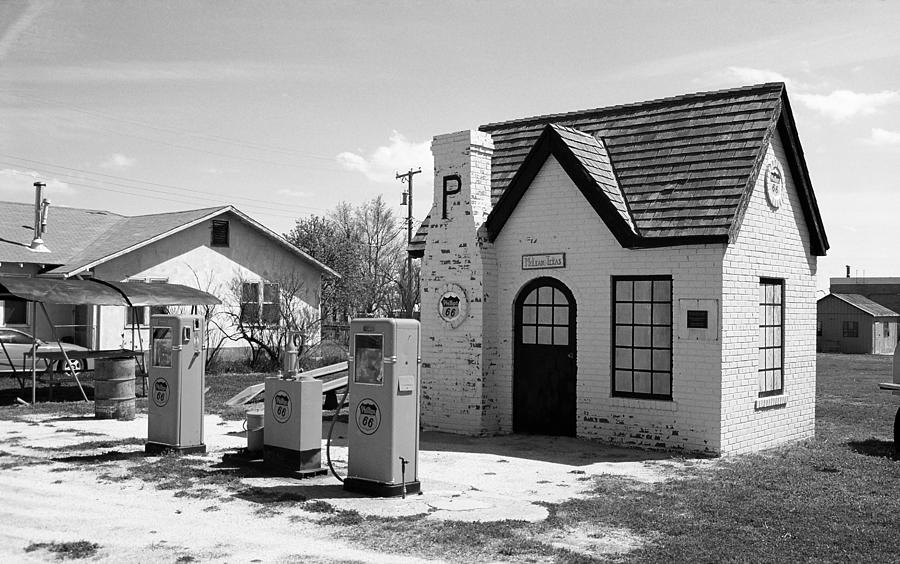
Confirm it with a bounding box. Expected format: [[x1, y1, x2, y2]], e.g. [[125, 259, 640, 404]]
[[795, 89, 899, 121], [276, 188, 309, 198], [866, 128, 900, 146], [100, 153, 136, 169], [337, 131, 432, 184], [0, 169, 72, 197], [723, 67, 796, 88]]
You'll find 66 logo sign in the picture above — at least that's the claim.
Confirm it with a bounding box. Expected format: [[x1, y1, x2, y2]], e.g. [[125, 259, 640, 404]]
[[355, 398, 381, 435], [152, 378, 169, 407], [272, 391, 292, 423]]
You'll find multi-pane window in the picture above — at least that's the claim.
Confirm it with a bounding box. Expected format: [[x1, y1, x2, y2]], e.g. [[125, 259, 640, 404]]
[[2, 297, 28, 326], [759, 278, 784, 397], [612, 276, 672, 399], [842, 321, 858, 338], [520, 285, 570, 346], [241, 281, 280, 326]]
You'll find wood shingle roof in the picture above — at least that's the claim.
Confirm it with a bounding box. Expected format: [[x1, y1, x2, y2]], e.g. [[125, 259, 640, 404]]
[[409, 83, 828, 256]]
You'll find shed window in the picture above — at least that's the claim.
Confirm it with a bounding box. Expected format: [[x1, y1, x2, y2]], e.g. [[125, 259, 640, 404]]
[[884, 323, 890, 338], [241, 281, 280, 326], [612, 276, 672, 400], [759, 278, 784, 397], [2, 297, 28, 326], [842, 321, 858, 338], [211, 220, 230, 247]]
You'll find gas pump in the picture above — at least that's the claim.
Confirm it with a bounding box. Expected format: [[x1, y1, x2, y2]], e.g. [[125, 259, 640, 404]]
[[263, 331, 326, 476], [146, 315, 206, 454], [344, 318, 421, 497]]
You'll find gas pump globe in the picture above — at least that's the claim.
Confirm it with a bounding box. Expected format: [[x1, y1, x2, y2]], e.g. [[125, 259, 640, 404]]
[[344, 318, 421, 496]]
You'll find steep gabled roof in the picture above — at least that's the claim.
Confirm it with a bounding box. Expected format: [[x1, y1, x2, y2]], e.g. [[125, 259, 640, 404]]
[[486, 123, 637, 245], [480, 83, 827, 253], [823, 293, 900, 318], [0, 202, 338, 278], [409, 83, 828, 257]]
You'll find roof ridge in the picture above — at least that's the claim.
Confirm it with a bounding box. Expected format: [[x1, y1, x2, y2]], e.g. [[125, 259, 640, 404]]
[[481, 83, 785, 131]]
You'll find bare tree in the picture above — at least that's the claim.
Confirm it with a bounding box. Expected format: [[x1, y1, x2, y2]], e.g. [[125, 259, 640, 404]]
[[216, 271, 321, 371], [285, 194, 412, 325]]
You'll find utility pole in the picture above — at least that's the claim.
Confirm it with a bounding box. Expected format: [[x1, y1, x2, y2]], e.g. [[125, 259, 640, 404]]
[[397, 167, 421, 318]]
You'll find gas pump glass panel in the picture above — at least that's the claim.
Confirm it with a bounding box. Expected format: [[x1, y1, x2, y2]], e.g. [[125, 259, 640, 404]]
[[152, 327, 173, 367], [354, 334, 384, 385]]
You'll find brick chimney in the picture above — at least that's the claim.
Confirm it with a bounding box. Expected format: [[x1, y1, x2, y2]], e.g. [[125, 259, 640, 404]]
[[420, 130, 495, 435]]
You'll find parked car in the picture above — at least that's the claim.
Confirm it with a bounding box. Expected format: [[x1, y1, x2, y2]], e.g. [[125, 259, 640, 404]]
[[0, 327, 90, 375]]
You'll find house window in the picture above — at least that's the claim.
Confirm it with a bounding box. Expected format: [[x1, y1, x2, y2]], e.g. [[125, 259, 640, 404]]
[[884, 323, 890, 338], [211, 220, 230, 247], [126, 306, 146, 326], [2, 297, 28, 326], [612, 276, 672, 399], [759, 278, 784, 397], [842, 321, 858, 338], [241, 281, 280, 326]]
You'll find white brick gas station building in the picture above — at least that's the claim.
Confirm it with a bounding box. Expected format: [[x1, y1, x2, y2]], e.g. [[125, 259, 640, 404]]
[[410, 84, 828, 455]]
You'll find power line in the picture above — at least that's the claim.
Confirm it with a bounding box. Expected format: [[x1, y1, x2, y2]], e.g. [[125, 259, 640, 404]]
[[0, 153, 326, 214], [0, 89, 339, 161], [0, 166, 320, 220]]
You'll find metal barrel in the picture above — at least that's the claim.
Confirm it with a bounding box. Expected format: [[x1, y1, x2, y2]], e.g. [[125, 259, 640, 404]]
[[94, 357, 136, 421], [246, 408, 264, 452]]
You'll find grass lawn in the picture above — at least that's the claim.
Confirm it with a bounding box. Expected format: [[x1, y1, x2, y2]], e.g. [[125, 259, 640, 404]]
[[2, 354, 899, 563]]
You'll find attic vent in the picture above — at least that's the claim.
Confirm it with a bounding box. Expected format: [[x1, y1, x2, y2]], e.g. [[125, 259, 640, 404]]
[[211, 220, 230, 247]]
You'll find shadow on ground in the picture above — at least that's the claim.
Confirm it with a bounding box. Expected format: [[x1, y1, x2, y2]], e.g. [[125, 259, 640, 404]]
[[419, 431, 684, 465], [847, 438, 898, 459]]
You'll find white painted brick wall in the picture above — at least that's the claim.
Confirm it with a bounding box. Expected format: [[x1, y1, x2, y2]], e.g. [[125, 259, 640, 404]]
[[490, 156, 725, 453], [719, 131, 817, 454], [420, 128, 817, 456], [420, 131, 494, 435]]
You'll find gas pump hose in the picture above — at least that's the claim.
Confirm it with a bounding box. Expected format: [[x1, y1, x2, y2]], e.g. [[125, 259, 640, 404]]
[[325, 384, 351, 482]]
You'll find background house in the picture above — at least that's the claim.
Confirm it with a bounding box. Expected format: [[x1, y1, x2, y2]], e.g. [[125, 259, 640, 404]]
[[829, 277, 900, 314], [817, 293, 899, 354], [0, 200, 337, 363]]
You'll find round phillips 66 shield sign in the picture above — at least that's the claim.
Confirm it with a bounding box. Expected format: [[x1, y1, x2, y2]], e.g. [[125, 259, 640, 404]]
[[355, 398, 381, 435], [152, 378, 169, 407]]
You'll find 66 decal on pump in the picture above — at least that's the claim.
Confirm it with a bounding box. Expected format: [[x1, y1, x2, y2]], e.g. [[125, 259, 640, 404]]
[[355, 399, 381, 435], [152, 378, 169, 407], [344, 319, 421, 497], [272, 390, 292, 423]]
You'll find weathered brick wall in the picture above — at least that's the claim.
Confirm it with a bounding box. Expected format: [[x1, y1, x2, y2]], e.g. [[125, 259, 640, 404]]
[[719, 131, 817, 454], [420, 130, 494, 434], [490, 155, 726, 453]]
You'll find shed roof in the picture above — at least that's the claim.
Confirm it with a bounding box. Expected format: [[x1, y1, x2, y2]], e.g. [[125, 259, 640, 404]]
[[822, 293, 900, 318], [410, 83, 828, 256]]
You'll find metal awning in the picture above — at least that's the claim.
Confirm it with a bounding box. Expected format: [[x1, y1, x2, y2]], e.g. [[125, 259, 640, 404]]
[[0, 277, 221, 306]]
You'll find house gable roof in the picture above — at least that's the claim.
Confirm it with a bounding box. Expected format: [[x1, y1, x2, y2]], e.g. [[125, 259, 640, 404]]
[[0, 202, 338, 278], [823, 293, 900, 318]]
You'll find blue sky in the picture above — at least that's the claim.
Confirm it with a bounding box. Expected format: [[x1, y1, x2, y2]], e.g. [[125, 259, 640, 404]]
[[1, 0, 898, 290]]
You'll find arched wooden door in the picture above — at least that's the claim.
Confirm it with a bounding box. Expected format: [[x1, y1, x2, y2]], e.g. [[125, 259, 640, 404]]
[[513, 277, 576, 436]]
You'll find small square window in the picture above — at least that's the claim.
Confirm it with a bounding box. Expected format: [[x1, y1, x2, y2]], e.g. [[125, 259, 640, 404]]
[[211, 220, 230, 247]]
